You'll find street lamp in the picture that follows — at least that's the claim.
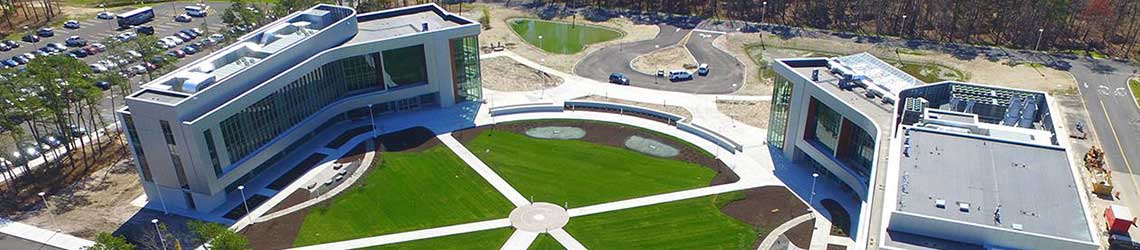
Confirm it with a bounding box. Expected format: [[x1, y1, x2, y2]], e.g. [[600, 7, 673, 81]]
[[368, 104, 377, 138], [537, 35, 543, 51], [238, 185, 252, 225], [809, 173, 820, 211], [1034, 28, 1045, 51], [760, 1, 768, 50], [151, 219, 167, 250], [901, 15, 907, 37], [38, 192, 57, 231]]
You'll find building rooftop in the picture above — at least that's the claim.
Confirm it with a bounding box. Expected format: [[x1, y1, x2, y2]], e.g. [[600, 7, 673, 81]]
[[894, 126, 1090, 242], [349, 6, 465, 44]]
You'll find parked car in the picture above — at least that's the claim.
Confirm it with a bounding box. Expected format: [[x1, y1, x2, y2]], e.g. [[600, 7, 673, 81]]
[[69, 49, 88, 58], [175, 32, 192, 41], [126, 50, 142, 59], [97, 11, 114, 20], [37, 27, 54, 37], [129, 65, 147, 74], [182, 45, 198, 55], [117, 32, 138, 42], [67, 125, 89, 138], [65, 36, 87, 47], [90, 63, 108, 72], [136, 26, 155, 35], [174, 14, 192, 22], [0, 43, 9, 51], [608, 72, 630, 85], [95, 81, 112, 90], [48, 42, 66, 51], [656, 69, 665, 77], [22, 53, 35, 60], [22, 35, 40, 43], [4, 40, 19, 48], [17, 141, 44, 158], [64, 20, 80, 29], [697, 63, 709, 76], [2, 59, 18, 67], [209, 33, 224, 41], [12, 55, 29, 64], [167, 50, 185, 58], [39, 135, 63, 148], [668, 70, 693, 81]]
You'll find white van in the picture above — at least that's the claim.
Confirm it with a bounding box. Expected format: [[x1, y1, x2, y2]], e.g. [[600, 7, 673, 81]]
[[185, 5, 209, 17]]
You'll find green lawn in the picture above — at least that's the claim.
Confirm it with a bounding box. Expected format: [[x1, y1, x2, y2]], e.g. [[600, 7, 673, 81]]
[[510, 18, 623, 54], [564, 192, 757, 249], [529, 234, 565, 250], [359, 228, 515, 250], [1130, 79, 1140, 107], [293, 145, 515, 247], [464, 129, 715, 207]]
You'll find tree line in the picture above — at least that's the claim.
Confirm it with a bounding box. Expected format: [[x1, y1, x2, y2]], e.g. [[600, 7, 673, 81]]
[[0, 0, 62, 33], [537, 0, 1140, 57]]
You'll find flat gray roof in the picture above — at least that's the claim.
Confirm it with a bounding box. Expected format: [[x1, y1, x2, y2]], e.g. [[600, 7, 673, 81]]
[[895, 127, 1090, 241], [349, 10, 460, 44]]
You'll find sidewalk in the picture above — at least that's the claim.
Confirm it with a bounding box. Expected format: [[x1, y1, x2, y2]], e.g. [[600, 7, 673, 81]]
[[0, 219, 93, 250]]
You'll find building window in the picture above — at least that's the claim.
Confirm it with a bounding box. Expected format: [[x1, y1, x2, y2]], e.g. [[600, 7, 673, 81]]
[[382, 45, 429, 89], [838, 121, 874, 178], [450, 36, 482, 102], [806, 98, 842, 154], [767, 75, 794, 149], [123, 113, 154, 182], [161, 120, 190, 189], [204, 129, 222, 178], [183, 191, 196, 210]]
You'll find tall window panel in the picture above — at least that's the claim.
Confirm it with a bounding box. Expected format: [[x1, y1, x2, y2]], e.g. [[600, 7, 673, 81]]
[[767, 76, 794, 149], [123, 113, 154, 182], [203, 130, 222, 178], [807, 98, 842, 154], [160, 120, 190, 189], [382, 45, 428, 89], [450, 36, 482, 102]]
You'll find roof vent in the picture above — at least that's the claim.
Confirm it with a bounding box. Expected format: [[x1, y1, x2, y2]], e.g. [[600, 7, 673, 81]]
[[1012, 223, 1023, 231], [935, 199, 945, 209], [422, 22, 429, 32], [958, 202, 970, 213]]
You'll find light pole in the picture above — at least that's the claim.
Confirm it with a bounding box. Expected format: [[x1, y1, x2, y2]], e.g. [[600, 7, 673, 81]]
[[760, 1, 768, 50], [368, 104, 377, 138], [537, 35, 543, 52], [38, 192, 57, 231], [1034, 28, 1045, 51], [809, 173, 819, 211], [238, 185, 252, 225], [901, 15, 907, 37], [151, 219, 167, 250]]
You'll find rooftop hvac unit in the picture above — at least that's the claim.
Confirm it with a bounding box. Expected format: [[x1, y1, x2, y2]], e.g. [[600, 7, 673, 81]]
[[935, 199, 946, 208], [959, 202, 971, 213]]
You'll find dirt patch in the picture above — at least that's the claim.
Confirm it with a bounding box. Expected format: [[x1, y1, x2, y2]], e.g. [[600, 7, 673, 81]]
[[631, 46, 697, 75], [241, 205, 310, 250], [716, 100, 771, 128], [481, 56, 563, 92], [786, 218, 815, 248], [575, 95, 692, 120], [827, 244, 848, 250], [463, 3, 659, 72], [718, 186, 810, 249], [715, 35, 774, 96], [453, 120, 738, 186], [266, 189, 311, 215]]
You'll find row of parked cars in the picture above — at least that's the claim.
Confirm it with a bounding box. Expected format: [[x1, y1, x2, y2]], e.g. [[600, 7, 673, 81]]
[[608, 64, 711, 85], [0, 125, 90, 170]]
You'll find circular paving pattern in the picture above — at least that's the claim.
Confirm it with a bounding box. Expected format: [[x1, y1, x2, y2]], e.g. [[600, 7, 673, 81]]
[[509, 202, 570, 232], [524, 126, 586, 140]]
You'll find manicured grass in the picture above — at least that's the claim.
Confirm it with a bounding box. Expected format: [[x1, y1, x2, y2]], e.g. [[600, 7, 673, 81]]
[[464, 129, 715, 207], [529, 234, 565, 250], [359, 228, 515, 250], [510, 18, 622, 54], [564, 192, 758, 249], [293, 145, 515, 246], [1130, 79, 1140, 107]]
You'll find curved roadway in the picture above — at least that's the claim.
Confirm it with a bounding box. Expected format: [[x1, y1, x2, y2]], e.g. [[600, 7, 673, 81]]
[[575, 24, 744, 94]]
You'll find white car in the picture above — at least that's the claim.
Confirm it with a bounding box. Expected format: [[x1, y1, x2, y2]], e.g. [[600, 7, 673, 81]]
[[697, 63, 709, 76], [97, 12, 114, 20], [164, 36, 184, 44], [129, 65, 147, 74], [117, 32, 137, 42], [126, 50, 142, 59], [89, 64, 108, 73], [209, 33, 224, 41]]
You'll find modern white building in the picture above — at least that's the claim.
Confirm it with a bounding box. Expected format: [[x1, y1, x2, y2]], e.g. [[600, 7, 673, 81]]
[[118, 3, 482, 215], [768, 53, 1098, 249]]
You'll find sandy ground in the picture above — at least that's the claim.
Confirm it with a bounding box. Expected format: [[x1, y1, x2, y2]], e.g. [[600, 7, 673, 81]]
[[630, 46, 697, 75], [576, 95, 692, 120], [715, 100, 771, 129], [481, 56, 563, 92], [714, 35, 773, 96], [724, 33, 1078, 93], [15, 158, 144, 239], [461, 3, 659, 73]]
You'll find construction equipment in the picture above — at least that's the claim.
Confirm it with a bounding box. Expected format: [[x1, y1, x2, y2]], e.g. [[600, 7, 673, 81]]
[[1107, 204, 1137, 234], [1087, 146, 1115, 196]]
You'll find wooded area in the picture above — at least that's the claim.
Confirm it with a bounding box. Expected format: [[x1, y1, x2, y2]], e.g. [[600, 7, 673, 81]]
[[535, 0, 1140, 58]]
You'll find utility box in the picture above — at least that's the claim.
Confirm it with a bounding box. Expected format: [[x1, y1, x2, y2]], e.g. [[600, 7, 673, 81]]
[[1107, 204, 1136, 234]]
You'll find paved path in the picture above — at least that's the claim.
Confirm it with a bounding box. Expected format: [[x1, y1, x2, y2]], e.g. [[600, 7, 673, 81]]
[[0, 218, 92, 250], [439, 133, 532, 207], [549, 229, 587, 250], [757, 213, 814, 250], [500, 230, 539, 250]]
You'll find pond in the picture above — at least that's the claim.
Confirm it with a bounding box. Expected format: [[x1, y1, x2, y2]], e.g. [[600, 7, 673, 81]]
[[510, 18, 623, 54]]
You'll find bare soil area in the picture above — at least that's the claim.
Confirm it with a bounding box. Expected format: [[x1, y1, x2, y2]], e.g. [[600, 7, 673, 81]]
[[714, 35, 774, 96], [454, 120, 739, 186], [725, 33, 1078, 93], [481, 56, 563, 92], [630, 46, 697, 75], [718, 186, 811, 249], [716, 100, 771, 129], [575, 95, 692, 120], [786, 218, 815, 248], [461, 3, 659, 72]]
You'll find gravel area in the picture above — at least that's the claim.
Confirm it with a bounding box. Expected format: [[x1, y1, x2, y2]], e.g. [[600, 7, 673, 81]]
[[630, 45, 697, 75], [576, 95, 692, 120], [624, 135, 680, 158], [481, 56, 562, 92], [716, 100, 771, 129], [462, 3, 659, 72], [525, 126, 586, 140]]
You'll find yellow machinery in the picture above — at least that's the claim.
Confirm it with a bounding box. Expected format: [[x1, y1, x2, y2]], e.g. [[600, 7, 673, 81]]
[[1087, 146, 1115, 196]]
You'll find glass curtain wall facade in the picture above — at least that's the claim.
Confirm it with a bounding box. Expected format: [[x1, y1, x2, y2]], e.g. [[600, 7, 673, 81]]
[[838, 123, 875, 177], [767, 75, 794, 149], [450, 36, 482, 102], [123, 113, 153, 182], [220, 47, 428, 170], [160, 120, 189, 189], [807, 98, 842, 154]]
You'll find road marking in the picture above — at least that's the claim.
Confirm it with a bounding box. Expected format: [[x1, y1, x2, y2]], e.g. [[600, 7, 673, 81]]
[[693, 28, 727, 35], [1100, 99, 1140, 196]]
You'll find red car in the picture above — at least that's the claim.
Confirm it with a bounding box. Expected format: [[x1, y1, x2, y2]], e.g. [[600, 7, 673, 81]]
[[167, 50, 186, 58]]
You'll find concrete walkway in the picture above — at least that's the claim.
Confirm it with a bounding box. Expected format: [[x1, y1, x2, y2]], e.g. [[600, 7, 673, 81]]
[[0, 218, 93, 250], [549, 229, 587, 250], [438, 133, 531, 207], [254, 136, 377, 223], [500, 230, 539, 250], [757, 213, 815, 250]]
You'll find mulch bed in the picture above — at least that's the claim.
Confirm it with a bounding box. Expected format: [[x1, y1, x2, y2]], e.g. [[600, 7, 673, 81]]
[[266, 153, 329, 191], [717, 186, 810, 249], [239, 127, 441, 249], [822, 199, 851, 237], [786, 218, 815, 248], [223, 194, 270, 220], [335, 142, 369, 164], [452, 120, 739, 186], [827, 244, 847, 250]]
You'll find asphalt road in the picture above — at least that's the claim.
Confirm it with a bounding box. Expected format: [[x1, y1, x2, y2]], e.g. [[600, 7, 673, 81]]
[[1069, 58, 1140, 188], [574, 24, 744, 94]]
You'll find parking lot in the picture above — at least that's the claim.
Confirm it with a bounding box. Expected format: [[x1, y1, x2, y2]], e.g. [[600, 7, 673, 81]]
[[0, 2, 231, 71]]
